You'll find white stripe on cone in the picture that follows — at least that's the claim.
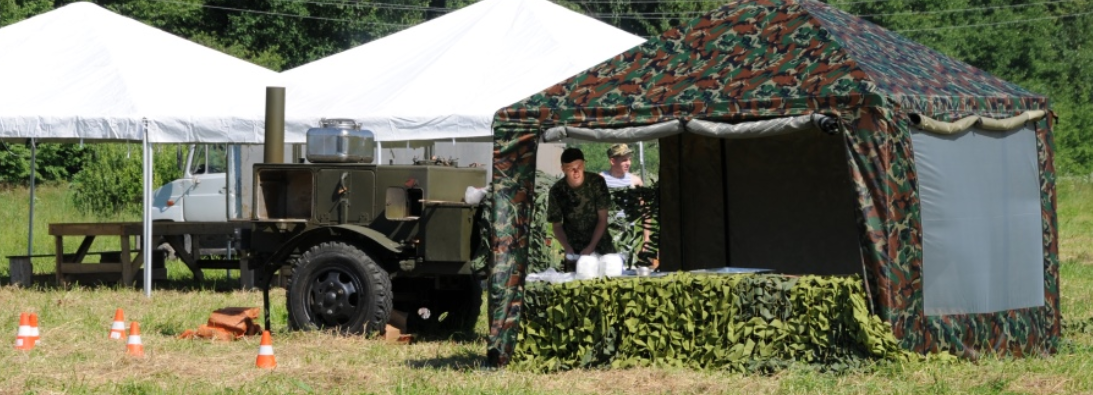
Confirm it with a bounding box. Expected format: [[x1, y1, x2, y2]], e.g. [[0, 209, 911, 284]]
[[15, 324, 31, 347], [258, 345, 274, 355], [110, 322, 125, 339], [128, 335, 142, 345]]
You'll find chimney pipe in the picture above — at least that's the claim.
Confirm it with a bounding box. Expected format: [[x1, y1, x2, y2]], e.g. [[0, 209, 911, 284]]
[[264, 86, 285, 163]]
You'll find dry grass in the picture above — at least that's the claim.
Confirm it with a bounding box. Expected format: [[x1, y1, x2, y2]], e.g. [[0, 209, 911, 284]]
[[1, 179, 1093, 394]]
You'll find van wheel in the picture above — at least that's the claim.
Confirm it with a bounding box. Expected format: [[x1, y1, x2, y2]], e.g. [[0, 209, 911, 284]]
[[287, 242, 392, 335]]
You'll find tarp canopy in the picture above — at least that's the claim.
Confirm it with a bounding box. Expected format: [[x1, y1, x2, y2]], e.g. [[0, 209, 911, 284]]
[[0, 2, 300, 143], [486, 0, 1058, 366], [0, 2, 295, 297], [281, 0, 644, 143]]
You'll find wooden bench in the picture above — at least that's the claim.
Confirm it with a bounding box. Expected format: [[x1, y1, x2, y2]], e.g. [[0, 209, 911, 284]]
[[6, 252, 153, 287], [48, 222, 179, 287]]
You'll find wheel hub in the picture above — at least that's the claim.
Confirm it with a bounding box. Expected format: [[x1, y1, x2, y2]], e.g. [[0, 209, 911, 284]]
[[308, 269, 360, 327]]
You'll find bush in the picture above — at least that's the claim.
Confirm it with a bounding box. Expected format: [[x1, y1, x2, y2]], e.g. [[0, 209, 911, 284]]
[[0, 142, 92, 185], [71, 144, 183, 215]]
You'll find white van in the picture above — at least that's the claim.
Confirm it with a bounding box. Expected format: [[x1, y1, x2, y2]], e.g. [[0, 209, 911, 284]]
[[151, 144, 238, 222]]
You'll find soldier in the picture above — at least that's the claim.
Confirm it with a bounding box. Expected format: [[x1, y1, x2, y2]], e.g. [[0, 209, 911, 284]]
[[548, 148, 615, 270], [600, 143, 644, 188], [601, 143, 654, 268]]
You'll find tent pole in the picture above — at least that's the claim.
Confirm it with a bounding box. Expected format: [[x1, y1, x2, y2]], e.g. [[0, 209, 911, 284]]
[[377, 141, 382, 165], [638, 141, 646, 182], [27, 138, 36, 257], [143, 119, 153, 297]]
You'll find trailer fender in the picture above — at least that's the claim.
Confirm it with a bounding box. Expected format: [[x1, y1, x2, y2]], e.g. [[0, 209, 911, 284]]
[[261, 224, 403, 275]]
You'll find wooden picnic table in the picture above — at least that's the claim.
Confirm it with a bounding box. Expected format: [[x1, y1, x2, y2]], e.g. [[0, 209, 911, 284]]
[[48, 222, 251, 287]]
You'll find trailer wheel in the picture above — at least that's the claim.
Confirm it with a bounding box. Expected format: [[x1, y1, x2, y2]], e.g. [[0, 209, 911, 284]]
[[287, 242, 392, 335]]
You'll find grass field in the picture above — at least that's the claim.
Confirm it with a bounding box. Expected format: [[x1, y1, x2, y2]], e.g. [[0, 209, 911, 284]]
[[1, 179, 1092, 394]]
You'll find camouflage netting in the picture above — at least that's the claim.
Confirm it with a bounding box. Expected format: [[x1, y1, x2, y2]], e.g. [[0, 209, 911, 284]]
[[487, 0, 1059, 367]]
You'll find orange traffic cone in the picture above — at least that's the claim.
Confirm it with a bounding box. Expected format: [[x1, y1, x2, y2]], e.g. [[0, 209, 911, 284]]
[[126, 322, 144, 357], [255, 330, 276, 368], [14, 312, 33, 351], [109, 309, 126, 340], [28, 313, 40, 347]]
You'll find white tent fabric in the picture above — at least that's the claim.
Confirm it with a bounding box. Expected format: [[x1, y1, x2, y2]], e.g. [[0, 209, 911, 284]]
[[281, 0, 644, 143], [0, 2, 291, 296], [0, 2, 303, 143]]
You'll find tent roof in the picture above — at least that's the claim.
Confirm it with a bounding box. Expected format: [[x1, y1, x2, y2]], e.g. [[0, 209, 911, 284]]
[[282, 0, 644, 142], [496, 0, 1045, 128], [0, 2, 292, 143]]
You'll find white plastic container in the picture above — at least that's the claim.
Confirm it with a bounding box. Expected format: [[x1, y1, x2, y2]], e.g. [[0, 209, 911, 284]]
[[601, 254, 624, 277], [575, 255, 600, 280]]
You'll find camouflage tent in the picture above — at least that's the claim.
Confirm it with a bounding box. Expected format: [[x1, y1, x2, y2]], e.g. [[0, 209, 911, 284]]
[[486, 0, 1059, 366]]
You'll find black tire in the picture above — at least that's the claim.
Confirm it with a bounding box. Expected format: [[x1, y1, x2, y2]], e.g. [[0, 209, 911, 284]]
[[287, 242, 392, 335]]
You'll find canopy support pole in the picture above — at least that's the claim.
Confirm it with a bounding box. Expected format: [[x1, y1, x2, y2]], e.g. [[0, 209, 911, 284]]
[[27, 138, 36, 257], [143, 119, 153, 297]]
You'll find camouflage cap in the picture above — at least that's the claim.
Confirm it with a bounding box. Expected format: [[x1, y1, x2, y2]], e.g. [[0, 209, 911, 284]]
[[606, 143, 632, 158]]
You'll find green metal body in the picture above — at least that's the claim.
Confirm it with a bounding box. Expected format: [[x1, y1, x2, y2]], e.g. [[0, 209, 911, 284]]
[[249, 162, 486, 277]]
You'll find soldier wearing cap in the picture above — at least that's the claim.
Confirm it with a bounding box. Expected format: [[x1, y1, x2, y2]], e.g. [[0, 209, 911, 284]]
[[601, 143, 655, 268], [548, 148, 616, 269], [600, 143, 644, 188]]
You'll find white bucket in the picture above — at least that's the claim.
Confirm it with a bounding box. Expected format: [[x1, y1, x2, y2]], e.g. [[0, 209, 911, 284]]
[[601, 254, 624, 277], [575, 255, 600, 280]]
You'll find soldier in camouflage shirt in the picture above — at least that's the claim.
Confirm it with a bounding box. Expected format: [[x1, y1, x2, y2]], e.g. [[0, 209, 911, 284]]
[[548, 148, 615, 270]]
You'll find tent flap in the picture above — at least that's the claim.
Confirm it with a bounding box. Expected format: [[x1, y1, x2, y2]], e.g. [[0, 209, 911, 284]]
[[685, 114, 838, 139], [543, 120, 682, 142], [910, 111, 1047, 135]]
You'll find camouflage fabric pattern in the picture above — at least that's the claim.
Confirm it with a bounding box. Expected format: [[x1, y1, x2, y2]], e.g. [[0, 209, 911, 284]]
[[487, 0, 1059, 366], [917, 114, 1060, 358], [547, 173, 616, 255], [487, 126, 539, 367]]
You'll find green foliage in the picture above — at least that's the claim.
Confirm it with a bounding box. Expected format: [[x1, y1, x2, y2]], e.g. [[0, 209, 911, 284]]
[[195, 0, 430, 70], [513, 274, 914, 373], [530, 171, 563, 273], [0, 0, 51, 27], [555, 0, 710, 39], [70, 144, 183, 215], [0, 142, 92, 185], [0, 142, 29, 184], [34, 143, 93, 182], [607, 183, 660, 266]]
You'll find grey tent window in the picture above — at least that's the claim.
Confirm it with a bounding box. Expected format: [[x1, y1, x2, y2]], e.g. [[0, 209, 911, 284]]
[[915, 125, 1044, 315]]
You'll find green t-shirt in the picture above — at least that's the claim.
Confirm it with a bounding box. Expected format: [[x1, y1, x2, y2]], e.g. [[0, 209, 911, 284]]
[[547, 172, 616, 254]]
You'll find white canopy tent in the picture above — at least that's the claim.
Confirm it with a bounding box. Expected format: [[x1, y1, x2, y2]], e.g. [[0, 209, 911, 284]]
[[0, 2, 296, 295], [281, 0, 645, 145]]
